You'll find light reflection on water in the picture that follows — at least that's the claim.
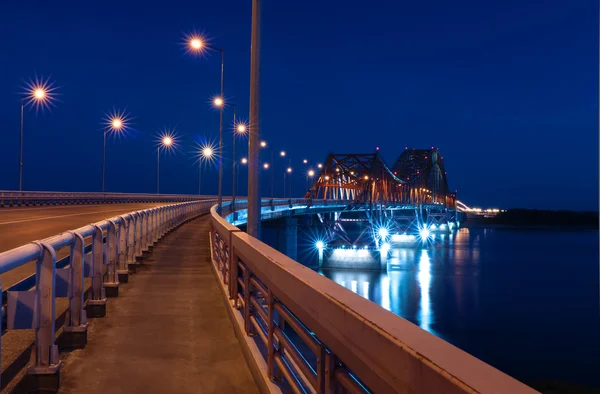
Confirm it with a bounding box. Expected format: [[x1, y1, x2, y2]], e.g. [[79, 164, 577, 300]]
[[324, 229, 475, 337], [316, 227, 600, 387]]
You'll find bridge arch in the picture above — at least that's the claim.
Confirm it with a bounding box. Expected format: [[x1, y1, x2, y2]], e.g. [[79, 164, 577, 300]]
[[392, 148, 456, 208]]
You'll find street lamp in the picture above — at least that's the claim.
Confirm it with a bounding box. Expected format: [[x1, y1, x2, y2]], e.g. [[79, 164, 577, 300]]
[[197, 143, 215, 195], [186, 32, 225, 214], [157, 133, 175, 194], [101, 109, 129, 193], [232, 119, 248, 212], [306, 169, 316, 198], [247, 0, 262, 238], [284, 166, 293, 198], [19, 76, 58, 191]]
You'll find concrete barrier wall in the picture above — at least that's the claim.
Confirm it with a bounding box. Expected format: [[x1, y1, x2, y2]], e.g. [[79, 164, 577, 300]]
[[210, 203, 539, 394]]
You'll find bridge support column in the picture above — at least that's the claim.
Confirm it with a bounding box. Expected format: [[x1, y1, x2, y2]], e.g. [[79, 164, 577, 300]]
[[277, 217, 298, 261]]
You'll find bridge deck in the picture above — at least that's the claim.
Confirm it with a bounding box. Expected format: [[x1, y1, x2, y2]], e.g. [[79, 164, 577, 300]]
[[57, 215, 259, 394]]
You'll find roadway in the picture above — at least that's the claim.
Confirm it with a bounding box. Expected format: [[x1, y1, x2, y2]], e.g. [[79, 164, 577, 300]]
[[0, 203, 165, 289]]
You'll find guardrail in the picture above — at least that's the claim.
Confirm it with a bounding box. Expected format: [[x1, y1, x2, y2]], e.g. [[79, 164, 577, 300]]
[[0, 199, 216, 391], [210, 201, 538, 394], [0, 190, 216, 207]]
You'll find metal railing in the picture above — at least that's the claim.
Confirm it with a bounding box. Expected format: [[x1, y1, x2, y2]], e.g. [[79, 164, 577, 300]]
[[210, 201, 539, 394], [0, 190, 216, 206], [0, 199, 216, 389]]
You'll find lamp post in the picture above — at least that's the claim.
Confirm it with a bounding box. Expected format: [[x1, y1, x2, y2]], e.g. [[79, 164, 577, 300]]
[[278, 150, 286, 197], [198, 145, 214, 195], [285, 166, 292, 198], [239, 157, 248, 197], [102, 111, 128, 193], [307, 169, 315, 198], [260, 141, 273, 197], [20, 77, 57, 192], [187, 35, 225, 214], [157, 134, 175, 194], [233, 120, 247, 212], [247, 0, 261, 237]]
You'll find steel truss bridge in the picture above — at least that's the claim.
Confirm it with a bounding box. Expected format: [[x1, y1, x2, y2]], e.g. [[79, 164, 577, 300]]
[[302, 148, 459, 247]]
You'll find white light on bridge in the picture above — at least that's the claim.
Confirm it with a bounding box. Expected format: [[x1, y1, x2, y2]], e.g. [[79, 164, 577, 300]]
[[380, 243, 391, 255], [391, 234, 416, 242], [419, 228, 431, 240], [378, 227, 389, 239], [315, 241, 325, 250]]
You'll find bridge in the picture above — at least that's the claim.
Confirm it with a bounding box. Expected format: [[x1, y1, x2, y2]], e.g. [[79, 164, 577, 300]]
[[0, 150, 538, 394]]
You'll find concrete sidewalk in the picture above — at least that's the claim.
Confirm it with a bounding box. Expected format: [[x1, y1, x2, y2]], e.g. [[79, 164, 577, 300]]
[[57, 215, 259, 394]]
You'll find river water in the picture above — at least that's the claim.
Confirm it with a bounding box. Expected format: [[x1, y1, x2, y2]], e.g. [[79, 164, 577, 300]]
[[308, 227, 599, 388]]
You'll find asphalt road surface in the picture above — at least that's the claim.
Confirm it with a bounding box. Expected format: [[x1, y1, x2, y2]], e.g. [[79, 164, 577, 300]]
[[0, 203, 165, 288]]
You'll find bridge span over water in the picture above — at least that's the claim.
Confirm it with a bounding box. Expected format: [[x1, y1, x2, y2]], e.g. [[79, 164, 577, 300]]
[[0, 191, 537, 393]]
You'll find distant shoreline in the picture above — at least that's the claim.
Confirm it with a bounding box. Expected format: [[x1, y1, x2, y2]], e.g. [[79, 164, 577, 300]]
[[465, 209, 599, 229]]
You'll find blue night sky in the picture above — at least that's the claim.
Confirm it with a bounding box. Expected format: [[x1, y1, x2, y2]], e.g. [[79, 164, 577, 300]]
[[0, 0, 597, 210]]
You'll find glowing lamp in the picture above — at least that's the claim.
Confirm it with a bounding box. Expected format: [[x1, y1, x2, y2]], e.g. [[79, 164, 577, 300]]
[[378, 227, 389, 238]]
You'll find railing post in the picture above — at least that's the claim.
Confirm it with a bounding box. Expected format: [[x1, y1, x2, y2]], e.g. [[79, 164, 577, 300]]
[[167, 206, 173, 232], [324, 350, 337, 394], [62, 231, 88, 349], [134, 212, 143, 261], [147, 210, 153, 247], [104, 220, 120, 297], [162, 206, 167, 236], [229, 243, 238, 300], [267, 290, 275, 380], [156, 208, 161, 238], [87, 224, 107, 317], [164, 205, 169, 233], [150, 209, 156, 245], [152, 208, 159, 244], [142, 211, 150, 254], [117, 216, 129, 283], [27, 241, 61, 391], [243, 266, 251, 335]]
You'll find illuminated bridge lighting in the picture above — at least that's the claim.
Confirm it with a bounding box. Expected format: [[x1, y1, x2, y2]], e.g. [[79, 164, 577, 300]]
[[419, 227, 431, 241], [391, 233, 416, 242], [380, 243, 391, 255], [378, 227, 389, 239], [333, 248, 370, 258]]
